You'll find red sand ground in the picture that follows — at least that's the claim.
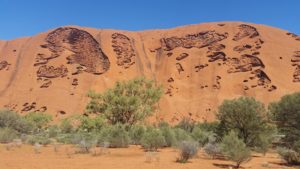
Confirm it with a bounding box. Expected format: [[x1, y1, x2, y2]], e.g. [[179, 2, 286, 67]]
[[0, 144, 294, 169]]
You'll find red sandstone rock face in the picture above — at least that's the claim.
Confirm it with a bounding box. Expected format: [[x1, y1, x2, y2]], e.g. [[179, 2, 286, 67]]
[[111, 33, 136, 68], [0, 22, 299, 123], [42, 27, 110, 74], [160, 31, 228, 51]]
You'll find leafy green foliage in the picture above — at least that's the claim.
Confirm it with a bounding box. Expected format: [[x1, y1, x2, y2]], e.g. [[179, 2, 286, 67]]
[[0, 128, 18, 143], [217, 97, 272, 148], [129, 124, 145, 145], [0, 110, 31, 133], [160, 126, 177, 147], [77, 115, 106, 132], [24, 112, 52, 132], [173, 128, 192, 143], [86, 77, 163, 125], [220, 131, 251, 168], [59, 118, 74, 134], [176, 141, 198, 163], [277, 147, 300, 165], [269, 92, 300, 149], [141, 127, 165, 151], [108, 124, 130, 148], [191, 126, 213, 147]]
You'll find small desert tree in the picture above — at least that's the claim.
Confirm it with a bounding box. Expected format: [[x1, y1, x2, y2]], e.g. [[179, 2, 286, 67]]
[[269, 92, 300, 164], [86, 77, 163, 125], [220, 131, 251, 168], [216, 97, 273, 149], [269, 92, 300, 148]]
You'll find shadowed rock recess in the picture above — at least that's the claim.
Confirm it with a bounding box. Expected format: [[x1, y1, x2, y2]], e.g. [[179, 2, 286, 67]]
[[0, 22, 299, 122]]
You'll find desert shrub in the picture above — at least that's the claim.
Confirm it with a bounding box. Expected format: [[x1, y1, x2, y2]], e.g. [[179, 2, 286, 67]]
[[76, 139, 96, 154], [195, 121, 219, 133], [141, 127, 165, 151], [108, 124, 130, 148], [26, 134, 51, 146], [220, 131, 251, 168], [277, 147, 300, 165], [56, 133, 74, 144], [59, 118, 74, 134], [24, 112, 52, 132], [0, 128, 18, 143], [217, 97, 273, 148], [203, 135, 221, 159], [86, 77, 163, 125], [173, 128, 192, 144], [176, 117, 195, 132], [176, 140, 198, 163], [269, 92, 300, 148], [47, 125, 60, 138], [160, 126, 177, 147], [77, 115, 106, 132], [0, 109, 31, 133], [191, 126, 213, 147], [129, 124, 145, 145]]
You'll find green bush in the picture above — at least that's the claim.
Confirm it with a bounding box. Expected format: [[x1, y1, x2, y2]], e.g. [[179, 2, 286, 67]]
[[173, 128, 192, 144], [77, 115, 106, 132], [0, 128, 18, 143], [0, 109, 31, 133], [129, 125, 145, 145], [220, 131, 251, 168], [277, 147, 300, 165], [191, 126, 213, 147], [160, 126, 177, 147], [26, 134, 51, 146], [108, 124, 130, 148], [86, 77, 163, 125], [141, 127, 165, 151], [217, 97, 273, 148], [176, 140, 198, 163], [47, 125, 60, 138], [24, 112, 52, 132], [59, 118, 74, 134]]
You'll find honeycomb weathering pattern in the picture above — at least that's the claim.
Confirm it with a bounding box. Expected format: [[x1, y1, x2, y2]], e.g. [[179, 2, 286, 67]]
[[160, 30, 228, 51], [44, 27, 110, 74]]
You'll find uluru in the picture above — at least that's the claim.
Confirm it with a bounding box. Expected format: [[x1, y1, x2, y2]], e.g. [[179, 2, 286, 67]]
[[0, 22, 299, 122]]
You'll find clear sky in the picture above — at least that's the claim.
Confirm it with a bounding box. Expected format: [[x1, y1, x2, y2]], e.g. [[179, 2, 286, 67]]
[[0, 0, 299, 40]]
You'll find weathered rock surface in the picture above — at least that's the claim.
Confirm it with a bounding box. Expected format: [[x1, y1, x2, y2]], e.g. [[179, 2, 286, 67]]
[[0, 22, 299, 123]]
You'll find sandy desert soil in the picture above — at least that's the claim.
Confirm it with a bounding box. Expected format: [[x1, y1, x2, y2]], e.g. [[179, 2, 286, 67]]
[[0, 144, 294, 169]]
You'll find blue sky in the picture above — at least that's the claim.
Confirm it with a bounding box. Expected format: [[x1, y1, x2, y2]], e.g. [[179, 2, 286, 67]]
[[0, 0, 299, 40]]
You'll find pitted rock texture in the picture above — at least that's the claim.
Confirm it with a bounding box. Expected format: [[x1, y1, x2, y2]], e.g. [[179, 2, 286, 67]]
[[0, 61, 10, 70], [207, 52, 226, 62], [37, 65, 68, 78], [233, 24, 259, 41], [176, 53, 189, 61], [161, 31, 228, 51], [227, 54, 264, 73], [111, 33, 136, 68], [43, 27, 110, 74], [292, 51, 300, 82]]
